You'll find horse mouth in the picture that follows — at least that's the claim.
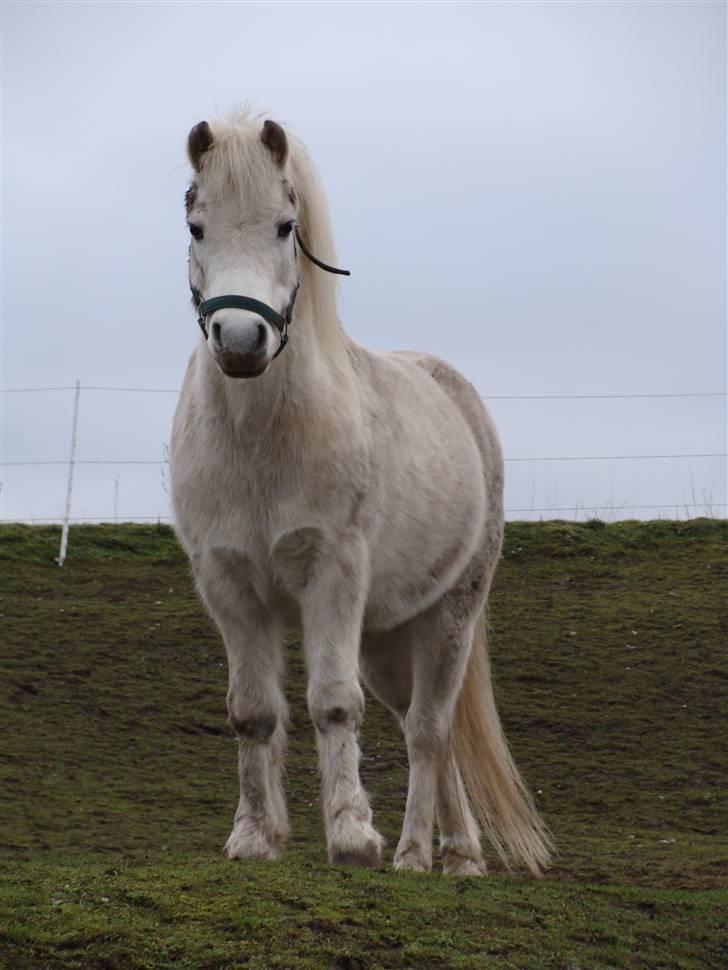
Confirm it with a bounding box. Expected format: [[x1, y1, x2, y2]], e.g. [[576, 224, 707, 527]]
[[219, 363, 268, 379], [214, 351, 269, 379]]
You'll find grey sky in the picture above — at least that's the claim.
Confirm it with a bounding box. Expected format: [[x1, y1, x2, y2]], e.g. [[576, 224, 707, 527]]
[[2, 0, 726, 523]]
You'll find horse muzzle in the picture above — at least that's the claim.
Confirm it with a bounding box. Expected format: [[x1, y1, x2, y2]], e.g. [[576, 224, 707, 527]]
[[208, 313, 273, 379], [198, 293, 295, 374]]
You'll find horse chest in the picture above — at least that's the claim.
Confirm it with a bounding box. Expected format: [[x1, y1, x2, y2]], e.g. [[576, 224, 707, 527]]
[[172, 428, 351, 616], [175, 449, 291, 553]]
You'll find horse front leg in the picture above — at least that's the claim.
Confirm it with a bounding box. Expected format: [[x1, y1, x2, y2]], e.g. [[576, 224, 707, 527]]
[[196, 551, 288, 860], [225, 663, 289, 861], [279, 529, 383, 868]]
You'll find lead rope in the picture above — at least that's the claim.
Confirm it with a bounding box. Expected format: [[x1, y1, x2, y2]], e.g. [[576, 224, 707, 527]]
[[294, 225, 351, 277]]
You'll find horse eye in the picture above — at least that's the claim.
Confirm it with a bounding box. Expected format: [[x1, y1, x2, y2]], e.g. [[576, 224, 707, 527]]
[[189, 224, 204, 241], [277, 220, 295, 239]]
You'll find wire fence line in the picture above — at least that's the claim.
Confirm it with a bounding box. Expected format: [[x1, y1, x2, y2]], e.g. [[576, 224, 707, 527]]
[[3, 452, 727, 468], [5, 381, 724, 468], [2, 384, 727, 400], [3, 382, 725, 540], [2, 385, 179, 394]]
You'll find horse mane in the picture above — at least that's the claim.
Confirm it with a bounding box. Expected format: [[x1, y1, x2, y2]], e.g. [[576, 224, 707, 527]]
[[200, 110, 341, 341]]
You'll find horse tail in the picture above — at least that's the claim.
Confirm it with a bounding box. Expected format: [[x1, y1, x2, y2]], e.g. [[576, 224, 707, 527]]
[[452, 619, 553, 876]]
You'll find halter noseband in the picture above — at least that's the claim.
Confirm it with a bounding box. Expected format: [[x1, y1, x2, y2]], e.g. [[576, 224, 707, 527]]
[[196, 226, 350, 359], [198, 290, 299, 360]]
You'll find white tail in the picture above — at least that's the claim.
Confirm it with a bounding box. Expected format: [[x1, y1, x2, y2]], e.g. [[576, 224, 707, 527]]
[[453, 620, 553, 875]]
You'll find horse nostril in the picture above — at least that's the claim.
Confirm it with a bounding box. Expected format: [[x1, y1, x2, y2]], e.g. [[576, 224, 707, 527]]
[[211, 321, 224, 352], [255, 324, 267, 354]]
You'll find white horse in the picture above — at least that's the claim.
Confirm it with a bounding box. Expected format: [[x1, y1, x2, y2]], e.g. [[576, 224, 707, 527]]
[[171, 111, 551, 876]]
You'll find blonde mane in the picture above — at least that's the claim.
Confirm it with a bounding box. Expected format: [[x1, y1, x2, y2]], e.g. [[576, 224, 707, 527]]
[[199, 110, 341, 338]]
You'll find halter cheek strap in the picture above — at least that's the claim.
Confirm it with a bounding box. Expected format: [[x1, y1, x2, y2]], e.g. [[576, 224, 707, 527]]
[[194, 225, 349, 360]]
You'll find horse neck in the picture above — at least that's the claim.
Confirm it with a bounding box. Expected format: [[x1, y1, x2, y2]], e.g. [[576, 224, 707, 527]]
[[196, 280, 351, 432]]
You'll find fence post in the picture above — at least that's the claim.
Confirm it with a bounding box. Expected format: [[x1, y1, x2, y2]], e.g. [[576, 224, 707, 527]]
[[57, 379, 81, 566]]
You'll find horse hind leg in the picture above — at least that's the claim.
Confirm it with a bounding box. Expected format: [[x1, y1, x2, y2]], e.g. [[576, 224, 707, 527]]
[[390, 607, 477, 874], [363, 624, 482, 875], [436, 751, 486, 876], [429, 611, 487, 876], [429, 610, 552, 877]]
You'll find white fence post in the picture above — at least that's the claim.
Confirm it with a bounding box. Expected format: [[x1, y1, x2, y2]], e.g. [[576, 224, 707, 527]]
[[57, 379, 81, 566]]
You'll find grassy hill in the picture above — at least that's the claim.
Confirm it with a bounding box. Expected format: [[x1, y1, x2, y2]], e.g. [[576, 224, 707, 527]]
[[1, 520, 726, 969]]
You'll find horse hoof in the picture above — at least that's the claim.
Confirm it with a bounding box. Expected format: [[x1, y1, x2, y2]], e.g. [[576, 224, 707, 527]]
[[224, 825, 279, 861], [330, 838, 382, 869], [442, 855, 486, 877], [329, 836, 382, 869], [393, 845, 431, 873]]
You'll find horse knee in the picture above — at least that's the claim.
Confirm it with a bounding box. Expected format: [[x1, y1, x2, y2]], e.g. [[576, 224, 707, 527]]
[[308, 682, 364, 733], [229, 711, 278, 742], [227, 695, 278, 743]]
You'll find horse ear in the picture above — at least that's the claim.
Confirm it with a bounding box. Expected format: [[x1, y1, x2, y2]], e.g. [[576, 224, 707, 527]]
[[261, 120, 288, 168], [187, 121, 214, 172]]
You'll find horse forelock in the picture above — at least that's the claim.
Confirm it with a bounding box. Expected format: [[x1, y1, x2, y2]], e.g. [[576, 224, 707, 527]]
[[198, 118, 276, 200]]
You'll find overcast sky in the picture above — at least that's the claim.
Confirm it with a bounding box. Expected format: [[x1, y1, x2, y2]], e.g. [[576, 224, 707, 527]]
[[2, 0, 726, 524]]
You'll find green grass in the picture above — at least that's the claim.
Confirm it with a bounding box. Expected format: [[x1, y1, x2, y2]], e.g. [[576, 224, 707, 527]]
[[1, 520, 726, 968]]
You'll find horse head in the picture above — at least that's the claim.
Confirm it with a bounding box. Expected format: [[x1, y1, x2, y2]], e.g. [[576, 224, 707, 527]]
[[185, 118, 300, 379]]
